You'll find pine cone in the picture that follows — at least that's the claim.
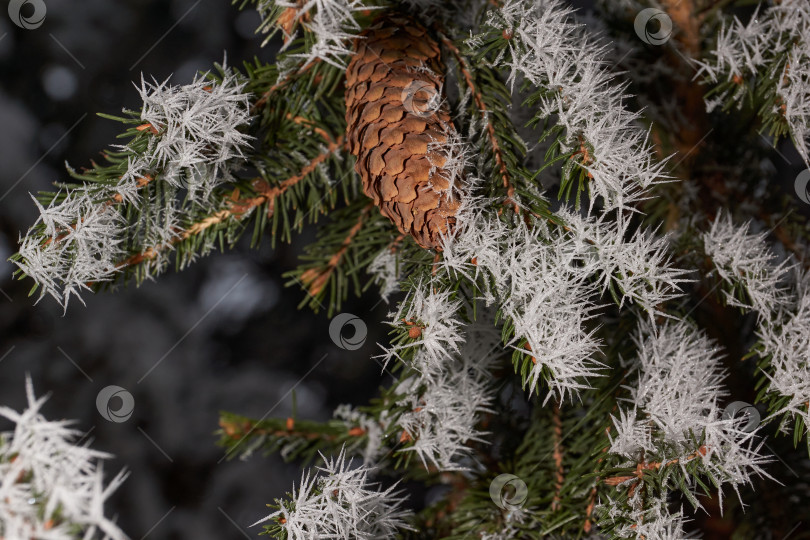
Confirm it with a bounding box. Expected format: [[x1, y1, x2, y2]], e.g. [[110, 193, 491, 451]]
[[344, 13, 462, 251]]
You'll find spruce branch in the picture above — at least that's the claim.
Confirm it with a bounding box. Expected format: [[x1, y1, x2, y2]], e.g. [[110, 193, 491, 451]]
[[13, 64, 255, 307], [473, 0, 671, 215], [696, 0, 810, 165], [218, 410, 378, 465], [244, 0, 382, 70], [11, 1, 810, 536], [286, 198, 402, 314], [440, 34, 521, 214], [296, 201, 374, 302], [600, 320, 773, 536]]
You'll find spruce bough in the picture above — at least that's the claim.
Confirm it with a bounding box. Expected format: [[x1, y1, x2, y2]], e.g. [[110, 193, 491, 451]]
[[10, 0, 810, 538]]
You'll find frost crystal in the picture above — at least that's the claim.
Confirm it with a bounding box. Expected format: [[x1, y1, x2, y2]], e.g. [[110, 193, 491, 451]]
[[368, 248, 401, 304], [15, 192, 126, 310], [136, 69, 253, 198], [439, 210, 604, 402], [485, 0, 669, 213], [379, 283, 499, 470], [757, 269, 810, 431], [0, 376, 128, 540], [395, 341, 496, 471], [15, 71, 253, 310], [254, 448, 412, 540], [600, 490, 695, 540], [703, 211, 793, 318], [609, 321, 772, 508], [557, 209, 688, 315], [260, 0, 372, 70], [381, 283, 466, 376], [695, 0, 810, 165]]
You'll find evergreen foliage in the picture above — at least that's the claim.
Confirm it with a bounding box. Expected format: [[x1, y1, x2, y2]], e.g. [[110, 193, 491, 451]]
[[9, 0, 810, 538]]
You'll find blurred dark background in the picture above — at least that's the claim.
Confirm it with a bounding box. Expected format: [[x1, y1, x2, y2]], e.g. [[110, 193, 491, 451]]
[[0, 1, 391, 538]]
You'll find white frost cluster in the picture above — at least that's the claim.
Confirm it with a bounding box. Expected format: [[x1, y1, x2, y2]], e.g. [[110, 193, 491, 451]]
[[135, 69, 252, 199], [254, 448, 411, 539], [481, 0, 669, 213], [557, 209, 688, 314], [0, 376, 128, 540], [381, 283, 499, 470], [694, 5, 776, 82], [262, 0, 371, 69], [776, 23, 810, 166], [757, 268, 810, 431], [439, 210, 602, 401], [599, 490, 694, 540], [15, 192, 126, 310], [394, 353, 495, 471], [438, 202, 684, 401], [367, 248, 401, 304], [608, 321, 771, 507], [703, 213, 810, 434], [16, 73, 253, 309], [381, 284, 466, 376], [695, 0, 810, 164], [703, 211, 793, 318]]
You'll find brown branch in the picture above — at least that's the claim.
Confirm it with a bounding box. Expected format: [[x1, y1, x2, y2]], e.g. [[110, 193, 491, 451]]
[[299, 202, 374, 296], [286, 113, 334, 144], [387, 233, 406, 253], [219, 417, 365, 442], [118, 136, 345, 270], [251, 59, 321, 112], [603, 445, 710, 488], [551, 402, 565, 512], [439, 34, 519, 213], [583, 481, 600, 532], [247, 134, 347, 219], [572, 135, 594, 178]]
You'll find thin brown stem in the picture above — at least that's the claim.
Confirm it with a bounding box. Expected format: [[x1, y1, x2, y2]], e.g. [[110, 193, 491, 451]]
[[299, 202, 374, 296], [439, 34, 519, 213], [118, 136, 344, 269], [551, 403, 565, 512], [251, 60, 321, 112], [219, 417, 365, 442]]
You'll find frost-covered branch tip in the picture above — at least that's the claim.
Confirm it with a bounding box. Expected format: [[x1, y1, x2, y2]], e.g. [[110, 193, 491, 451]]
[[377, 282, 498, 470], [608, 321, 772, 509], [481, 0, 669, 213], [259, 0, 374, 69], [756, 268, 810, 432], [703, 211, 793, 318], [394, 314, 501, 471], [15, 192, 127, 310], [696, 0, 810, 165], [0, 376, 128, 540], [440, 212, 605, 402], [134, 68, 253, 198], [15, 69, 253, 309], [254, 448, 412, 540]]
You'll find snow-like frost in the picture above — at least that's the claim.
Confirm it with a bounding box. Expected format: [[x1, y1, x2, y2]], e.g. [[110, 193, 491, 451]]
[[0, 376, 128, 540], [253, 448, 412, 539]]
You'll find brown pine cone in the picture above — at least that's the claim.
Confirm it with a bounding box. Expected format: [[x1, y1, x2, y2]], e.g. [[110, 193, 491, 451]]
[[344, 13, 463, 251]]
